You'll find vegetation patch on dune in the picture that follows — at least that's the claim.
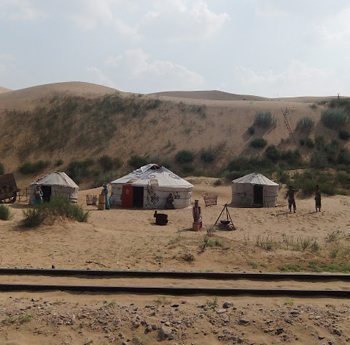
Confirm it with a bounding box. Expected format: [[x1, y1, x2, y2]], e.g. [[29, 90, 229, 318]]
[[22, 196, 89, 228]]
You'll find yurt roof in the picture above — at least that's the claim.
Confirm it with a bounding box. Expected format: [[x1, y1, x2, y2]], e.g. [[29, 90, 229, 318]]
[[111, 164, 193, 189], [31, 172, 79, 189], [232, 173, 278, 186]]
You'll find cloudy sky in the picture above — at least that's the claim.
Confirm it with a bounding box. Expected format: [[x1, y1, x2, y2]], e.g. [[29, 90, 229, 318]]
[[1, 0, 350, 96]]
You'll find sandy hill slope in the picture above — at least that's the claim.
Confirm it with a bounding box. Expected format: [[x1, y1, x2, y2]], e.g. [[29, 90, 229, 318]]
[[0, 81, 349, 189], [151, 90, 266, 101], [0, 86, 11, 94], [0, 81, 119, 110]]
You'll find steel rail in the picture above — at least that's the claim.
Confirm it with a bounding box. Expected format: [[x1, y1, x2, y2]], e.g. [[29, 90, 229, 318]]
[[0, 268, 349, 281], [0, 283, 348, 297]]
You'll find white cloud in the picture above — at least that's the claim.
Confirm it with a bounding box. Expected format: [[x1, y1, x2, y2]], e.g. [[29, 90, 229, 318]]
[[70, 0, 229, 42], [142, 0, 230, 41], [315, 6, 350, 43], [71, 0, 113, 30], [0, 0, 43, 20], [254, 1, 286, 17], [86, 66, 117, 89], [234, 61, 334, 96], [93, 49, 205, 92], [70, 0, 140, 41]]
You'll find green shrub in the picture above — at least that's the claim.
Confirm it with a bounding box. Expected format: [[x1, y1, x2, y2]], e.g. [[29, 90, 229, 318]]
[[310, 151, 328, 168], [21, 197, 88, 228], [329, 97, 350, 112], [291, 170, 337, 196], [40, 197, 89, 222], [55, 159, 64, 167], [128, 155, 149, 169], [319, 182, 337, 196], [98, 155, 123, 172], [0, 205, 11, 220], [336, 172, 350, 187], [265, 145, 280, 162], [18, 160, 49, 175], [175, 150, 194, 164], [200, 148, 216, 164], [66, 160, 93, 183], [250, 138, 267, 148], [324, 140, 340, 164], [314, 136, 325, 149], [321, 109, 349, 129], [98, 155, 114, 172], [305, 138, 314, 148], [0, 162, 4, 175], [337, 149, 350, 165], [248, 126, 255, 135], [22, 208, 44, 228], [181, 164, 195, 174], [296, 117, 314, 132], [280, 150, 302, 167], [226, 157, 274, 175], [338, 129, 350, 141], [299, 139, 305, 146], [254, 111, 275, 128]]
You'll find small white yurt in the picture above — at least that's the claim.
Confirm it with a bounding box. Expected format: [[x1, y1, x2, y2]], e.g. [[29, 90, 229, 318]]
[[29, 172, 79, 204], [110, 163, 193, 209], [231, 172, 279, 208]]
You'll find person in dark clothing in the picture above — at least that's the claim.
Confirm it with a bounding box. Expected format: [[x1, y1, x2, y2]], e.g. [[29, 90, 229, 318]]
[[285, 186, 296, 213], [315, 184, 321, 212], [165, 193, 175, 209], [102, 183, 110, 210]]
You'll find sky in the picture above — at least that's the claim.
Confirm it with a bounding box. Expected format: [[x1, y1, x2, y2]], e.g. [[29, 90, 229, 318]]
[[1, 0, 350, 97]]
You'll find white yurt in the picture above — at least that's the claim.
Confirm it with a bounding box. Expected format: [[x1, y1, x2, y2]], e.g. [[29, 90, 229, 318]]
[[231, 172, 279, 207], [110, 163, 193, 209], [29, 172, 79, 204]]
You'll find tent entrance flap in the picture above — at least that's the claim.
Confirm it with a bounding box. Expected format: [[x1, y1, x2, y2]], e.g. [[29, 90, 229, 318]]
[[133, 187, 144, 208], [122, 184, 133, 208], [253, 185, 263, 206], [41, 185, 52, 202]]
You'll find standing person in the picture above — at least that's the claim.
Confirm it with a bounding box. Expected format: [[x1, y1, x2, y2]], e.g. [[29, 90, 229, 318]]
[[285, 185, 296, 213], [34, 185, 43, 206], [192, 199, 202, 230], [315, 184, 321, 212], [102, 183, 110, 210], [165, 193, 175, 209]]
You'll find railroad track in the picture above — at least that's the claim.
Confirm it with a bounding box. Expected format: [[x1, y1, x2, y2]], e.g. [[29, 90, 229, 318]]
[[0, 268, 349, 297]]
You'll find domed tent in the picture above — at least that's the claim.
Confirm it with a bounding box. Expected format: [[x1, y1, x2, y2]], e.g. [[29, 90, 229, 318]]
[[110, 163, 193, 209], [231, 173, 279, 208], [29, 172, 79, 204]]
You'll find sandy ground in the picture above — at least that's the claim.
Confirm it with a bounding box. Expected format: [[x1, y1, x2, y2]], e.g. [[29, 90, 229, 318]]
[[1, 179, 350, 343], [1, 178, 350, 272], [0, 293, 349, 345]]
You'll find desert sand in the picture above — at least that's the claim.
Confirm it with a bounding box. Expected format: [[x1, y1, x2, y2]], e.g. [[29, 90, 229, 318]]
[[1, 82, 350, 343], [1, 178, 349, 272], [1, 179, 350, 344]]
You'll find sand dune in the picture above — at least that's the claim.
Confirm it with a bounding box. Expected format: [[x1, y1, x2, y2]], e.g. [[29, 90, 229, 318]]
[[150, 90, 267, 101], [0, 81, 119, 110], [0, 86, 11, 94]]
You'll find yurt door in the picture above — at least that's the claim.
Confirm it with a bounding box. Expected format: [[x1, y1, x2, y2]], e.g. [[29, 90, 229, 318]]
[[122, 184, 133, 208], [133, 187, 144, 208], [253, 185, 263, 206], [41, 185, 52, 202]]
